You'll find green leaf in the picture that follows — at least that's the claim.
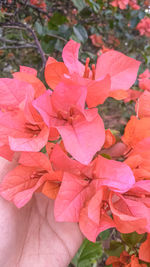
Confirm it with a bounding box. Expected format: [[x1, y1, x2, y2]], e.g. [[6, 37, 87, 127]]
[[86, 0, 100, 13], [121, 232, 146, 248], [79, 7, 92, 18], [114, 13, 124, 20], [41, 38, 55, 54], [54, 39, 64, 52], [129, 17, 139, 28], [73, 24, 88, 43], [58, 25, 72, 39], [40, 146, 46, 153], [138, 10, 145, 20], [79, 240, 102, 263], [48, 12, 68, 30], [105, 241, 125, 257], [100, 153, 112, 160], [71, 0, 87, 12], [35, 22, 43, 36], [99, 229, 110, 240], [72, 239, 102, 267], [70, 33, 81, 43]]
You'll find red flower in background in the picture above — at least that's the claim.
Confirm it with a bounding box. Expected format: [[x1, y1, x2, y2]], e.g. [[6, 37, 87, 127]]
[[136, 17, 150, 37], [111, 0, 129, 9], [90, 34, 104, 47], [30, 0, 46, 11], [128, 0, 140, 10], [111, 0, 140, 9]]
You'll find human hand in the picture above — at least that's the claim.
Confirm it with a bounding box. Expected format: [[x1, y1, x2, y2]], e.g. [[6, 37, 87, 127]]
[[0, 157, 83, 267]]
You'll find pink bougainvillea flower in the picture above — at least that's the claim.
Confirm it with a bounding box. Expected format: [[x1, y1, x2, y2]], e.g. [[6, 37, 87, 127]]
[[122, 116, 150, 149], [101, 142, 128, 159], [95, 48, 140, 92], [138, 69, 150, 91], [45, 40, 111, 108], [50, 145, 135, 241], [103, 129, 116, 149], [110, 180, 150, 234], [0, 78, 47, 159], [125, 137, 150, 181], [97, 45, 113, 56], [123, 89, 142, 103], [109, 89, 129, 100], [45, 40, 140, 107], [50, 144, 83, 175], [0, 78, 37, 159], [0, 152, 62, 208], [67, 72, 111, 108], [19, 66, 37, 76], [75, 159, 134, 242], [79, 187, 115, 242], [136, 17, 150, 37], [33, 80, 105, 164], [0, 84, 49, 152], [135, 90, 150, 118], [13, 65, 46, 98], [51, 144, 135, 196], [0, 78, 33, 110]]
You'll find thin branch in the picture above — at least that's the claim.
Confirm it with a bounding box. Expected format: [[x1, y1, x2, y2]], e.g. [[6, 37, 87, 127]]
[[0, 24, 67, 42], [0, 22, 47, 72], [0, 37, 24, 44], [0, 25, 28, 30], [0, 44, 37, 49], [45, 33, 67, 43], [25, 23, 47, 70]]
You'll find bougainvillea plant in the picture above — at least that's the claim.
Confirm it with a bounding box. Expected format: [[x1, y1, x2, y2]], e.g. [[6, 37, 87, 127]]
[[0, 39, 150, 265]]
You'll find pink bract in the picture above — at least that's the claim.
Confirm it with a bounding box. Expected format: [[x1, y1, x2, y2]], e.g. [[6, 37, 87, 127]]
[[33, 80, 105, 164]]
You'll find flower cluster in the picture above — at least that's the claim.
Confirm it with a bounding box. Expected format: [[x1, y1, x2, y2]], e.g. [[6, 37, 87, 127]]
[[1, 40, 150, 247], [30, 0, 46, 11], [110, 0, 140, 10], [1, 0, 46, 12], [136, 17, 150, 37]]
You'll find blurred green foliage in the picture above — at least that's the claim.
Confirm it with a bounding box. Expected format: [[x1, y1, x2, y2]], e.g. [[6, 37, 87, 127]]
[[0, 0, 150, 78]]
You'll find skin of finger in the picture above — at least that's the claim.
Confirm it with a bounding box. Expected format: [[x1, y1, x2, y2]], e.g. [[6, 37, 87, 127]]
[[0, 157, 30, 266], [0, 158, 84, 267], [15, 194, 84, 267]]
